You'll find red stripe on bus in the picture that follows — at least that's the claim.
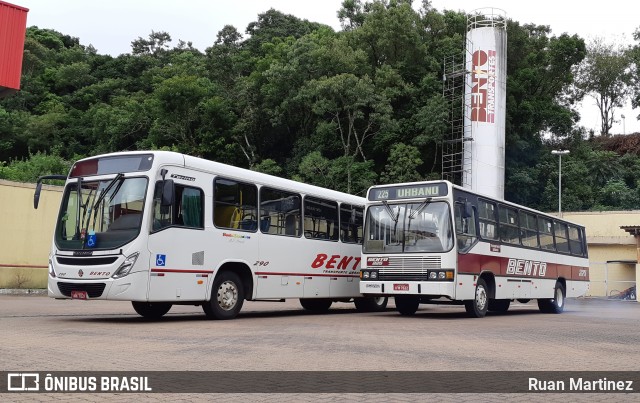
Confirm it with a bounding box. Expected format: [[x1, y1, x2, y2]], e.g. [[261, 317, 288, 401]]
[[255, 271, 359, 278], [151, 268, 214, 274], [457, 253, 589, 281]]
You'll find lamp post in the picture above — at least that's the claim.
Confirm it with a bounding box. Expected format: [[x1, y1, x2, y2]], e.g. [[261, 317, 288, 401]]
[[621, 114, 626, 135], [551, 150, 570, 218]]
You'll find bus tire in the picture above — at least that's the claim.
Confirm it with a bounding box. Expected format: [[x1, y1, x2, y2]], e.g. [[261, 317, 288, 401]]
[[203, 271, 244, 320], [299, 298, 332, 312], [132, 301, 172, 319], [488, 299, 510, 313], [538, 281, 565, 314], [465, 278, 489, 318], [354, 297, 388, 312], [394, 296, 419, 316]]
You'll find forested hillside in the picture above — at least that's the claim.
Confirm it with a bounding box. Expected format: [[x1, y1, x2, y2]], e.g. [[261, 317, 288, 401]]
[[1, 0, 640, 212]]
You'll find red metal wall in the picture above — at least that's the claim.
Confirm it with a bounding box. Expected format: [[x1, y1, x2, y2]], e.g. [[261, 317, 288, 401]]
[[0, 0, 29, 97]]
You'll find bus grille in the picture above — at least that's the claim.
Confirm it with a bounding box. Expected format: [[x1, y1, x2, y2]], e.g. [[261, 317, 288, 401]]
[[57, 282, 106, 298], [57, 257, 118, 266], [377, 256, 441, 281]]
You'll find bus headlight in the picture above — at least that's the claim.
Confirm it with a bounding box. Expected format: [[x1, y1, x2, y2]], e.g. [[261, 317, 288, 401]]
[[362, 271, 370, 279], [370, 271, 378, 279], [48, 257, 56, 278], [428, 270, 454, 281], [112, 252, 139, 279]]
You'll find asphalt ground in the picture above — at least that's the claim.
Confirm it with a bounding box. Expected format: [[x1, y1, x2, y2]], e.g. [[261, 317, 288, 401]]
[[0, 295, 638, 402]]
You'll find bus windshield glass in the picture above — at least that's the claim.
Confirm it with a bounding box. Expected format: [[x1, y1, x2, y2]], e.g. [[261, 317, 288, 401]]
[[364, 201, 453, 253], [55, 177, 148, 250]]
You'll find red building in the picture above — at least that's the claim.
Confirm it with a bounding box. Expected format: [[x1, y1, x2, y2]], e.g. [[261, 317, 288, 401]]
[[0, 0, 29, 97]]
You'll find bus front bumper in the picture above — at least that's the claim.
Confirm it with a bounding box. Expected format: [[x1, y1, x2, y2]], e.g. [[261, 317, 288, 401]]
[[360, 280, 455, 298], [47, 270, 149, 301]]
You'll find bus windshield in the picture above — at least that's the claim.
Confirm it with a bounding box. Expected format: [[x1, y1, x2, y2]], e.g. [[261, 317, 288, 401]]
[[55, 177, 148, 250], [363, 201, 453, 253]]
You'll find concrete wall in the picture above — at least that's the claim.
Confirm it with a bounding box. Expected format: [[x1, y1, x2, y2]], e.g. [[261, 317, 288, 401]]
[[0, 179, 63, 288], [563, 211, 638, 298]]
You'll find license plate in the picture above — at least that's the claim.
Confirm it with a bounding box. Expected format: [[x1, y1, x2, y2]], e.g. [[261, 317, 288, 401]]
[[71, 290, 88, 300], [393, 284, 409, 291]]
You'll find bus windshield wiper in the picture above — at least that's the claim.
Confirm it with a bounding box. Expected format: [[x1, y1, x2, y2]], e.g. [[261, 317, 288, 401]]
[[81, 173, 123, 248], [76, 183, 95, 240], [382, 201, 399, 222], [382, 201, 402, 244], [409, 198, 432, 220], [73, 177, 83, 240]]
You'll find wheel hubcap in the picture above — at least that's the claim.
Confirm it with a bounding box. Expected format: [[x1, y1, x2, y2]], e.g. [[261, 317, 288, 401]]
[[217, 281, 238, 311], [374, 297, 385, 306], [555, 287, 564, 307], [476, 286, 487, 310]]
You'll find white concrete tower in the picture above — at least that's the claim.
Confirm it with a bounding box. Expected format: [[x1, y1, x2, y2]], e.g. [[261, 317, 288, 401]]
[[463, 8, 507, 199]]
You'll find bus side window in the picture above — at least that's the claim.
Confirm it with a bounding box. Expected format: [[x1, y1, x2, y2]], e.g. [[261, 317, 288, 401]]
[[340, 204, 363, 244], [478, 199, 498, 240], [304, 196, 339, 241], [567, 225, 584, 256], [260, 187, 301, 237], [455, 202, 477, 252], [178, 187, 204, 228], [498, 205, 520, 244], [538, 217, 555, 251], [519, 211, 539, 248], [554, 221, 570, 253], [152, 182, 204, 231], [213, 178, 257, 231]]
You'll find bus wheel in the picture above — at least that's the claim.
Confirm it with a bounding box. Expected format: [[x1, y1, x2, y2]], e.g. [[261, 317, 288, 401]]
[[132, 301, 172, 319], [354, 297, 388, 312], [488, 299, 510, 313], [465, 278, 489, 318], [300, 298, 332, 312], [203, 271, 245, 320], [538, 281, 565, 314], [394, 296, 419, 316]]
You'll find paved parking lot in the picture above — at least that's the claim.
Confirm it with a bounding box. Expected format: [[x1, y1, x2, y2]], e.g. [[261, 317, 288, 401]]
[[1, 295, 638, 401]]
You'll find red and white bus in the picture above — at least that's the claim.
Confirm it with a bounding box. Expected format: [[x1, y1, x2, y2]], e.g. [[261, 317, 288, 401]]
[[359, 180, 589, 317], [34, 151, 387, 319]]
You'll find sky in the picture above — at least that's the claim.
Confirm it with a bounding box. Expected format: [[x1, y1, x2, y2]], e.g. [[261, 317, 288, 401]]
[[12, 0, 640, 135]]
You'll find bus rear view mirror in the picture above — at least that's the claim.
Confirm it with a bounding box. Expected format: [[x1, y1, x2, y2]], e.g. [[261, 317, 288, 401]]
[[161, 179, 175, 207], [34, 175, 67, 209], [463, 201, 473, 218]]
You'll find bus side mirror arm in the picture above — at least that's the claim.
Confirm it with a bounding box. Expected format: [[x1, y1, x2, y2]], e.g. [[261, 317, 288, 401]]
[[34, 175, 67, 209]]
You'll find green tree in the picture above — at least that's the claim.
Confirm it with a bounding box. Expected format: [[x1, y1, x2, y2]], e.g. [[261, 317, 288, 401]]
[[131, 31, 172, 55], [597, 180, 638, 210], [380, 142, 422, 183], [0, 152, 71, 182], [295, 151, 376, 195], [629, 28, 640, 125], [575, 37, 632, 136]]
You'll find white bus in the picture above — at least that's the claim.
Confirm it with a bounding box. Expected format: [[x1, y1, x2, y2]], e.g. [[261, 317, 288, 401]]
[[359, 180, 589, 317], [34, 151, 387, 319]]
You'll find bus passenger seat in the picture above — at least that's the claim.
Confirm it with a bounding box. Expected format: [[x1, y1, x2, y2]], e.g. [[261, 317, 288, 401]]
[[260, 216, 270, 233]]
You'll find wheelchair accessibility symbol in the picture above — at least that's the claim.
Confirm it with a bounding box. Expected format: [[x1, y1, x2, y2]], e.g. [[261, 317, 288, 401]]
[[156, 254, 166, 266]]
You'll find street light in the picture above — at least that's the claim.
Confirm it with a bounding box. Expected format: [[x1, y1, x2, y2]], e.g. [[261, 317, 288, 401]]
[[551, 150, 570, 218], [621, 114, 626, 135]]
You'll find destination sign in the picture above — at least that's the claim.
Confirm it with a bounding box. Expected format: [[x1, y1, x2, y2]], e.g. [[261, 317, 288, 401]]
[[368, 183, 448, 201]]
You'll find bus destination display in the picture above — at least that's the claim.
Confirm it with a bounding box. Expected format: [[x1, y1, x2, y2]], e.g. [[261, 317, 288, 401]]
[[368, 182, 448, 201]]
